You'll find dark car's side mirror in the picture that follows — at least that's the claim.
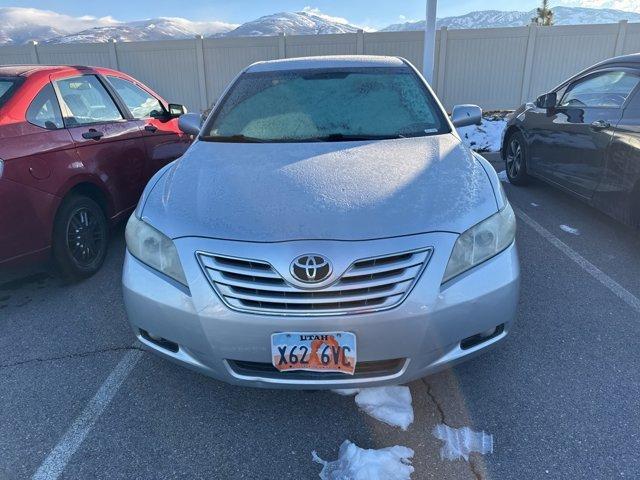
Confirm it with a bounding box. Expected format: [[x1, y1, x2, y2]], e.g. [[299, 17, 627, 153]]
[[536, 92, 557, 109], [168, 103, 187, 118]]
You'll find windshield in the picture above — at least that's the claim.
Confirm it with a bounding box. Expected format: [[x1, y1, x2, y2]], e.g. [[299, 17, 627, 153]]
[[0, 77, 23, 108], [201, 67, 450, 142]]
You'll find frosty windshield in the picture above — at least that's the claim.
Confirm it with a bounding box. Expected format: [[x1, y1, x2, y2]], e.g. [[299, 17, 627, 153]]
[[201, 67, 450, 142]]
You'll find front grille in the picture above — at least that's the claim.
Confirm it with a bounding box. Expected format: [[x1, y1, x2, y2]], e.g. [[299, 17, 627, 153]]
[[227, 358, 406, 380], [197, 248, 431, 316]]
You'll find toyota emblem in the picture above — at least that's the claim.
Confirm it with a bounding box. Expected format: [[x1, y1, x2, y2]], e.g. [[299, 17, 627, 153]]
[[290, 255, 332, 283]]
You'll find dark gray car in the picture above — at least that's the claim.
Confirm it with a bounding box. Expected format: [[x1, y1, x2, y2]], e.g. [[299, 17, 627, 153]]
[[503, 53, 640, 229]]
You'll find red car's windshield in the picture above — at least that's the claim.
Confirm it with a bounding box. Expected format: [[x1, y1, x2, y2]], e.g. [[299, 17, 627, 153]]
[[0, 77, 24, 108]]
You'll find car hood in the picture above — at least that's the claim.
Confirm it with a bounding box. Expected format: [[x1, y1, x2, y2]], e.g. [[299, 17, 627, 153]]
[[142, 134, 498, 241]]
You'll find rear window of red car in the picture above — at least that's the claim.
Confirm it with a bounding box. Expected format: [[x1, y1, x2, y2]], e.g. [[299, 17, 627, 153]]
[[0, 77, 24, 108]]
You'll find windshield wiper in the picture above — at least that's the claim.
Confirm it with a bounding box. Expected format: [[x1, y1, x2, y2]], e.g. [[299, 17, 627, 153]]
[[201, 134, 268, 143], [310, 133, 404, 142]]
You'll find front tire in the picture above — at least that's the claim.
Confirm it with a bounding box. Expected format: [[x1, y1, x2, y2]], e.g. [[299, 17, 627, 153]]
[[52, 195, 108, 281], [505, 131, 530, 186]]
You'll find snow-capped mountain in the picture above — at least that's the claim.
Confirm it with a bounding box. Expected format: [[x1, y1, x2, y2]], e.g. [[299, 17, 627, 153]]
[[222, 11, 360, 37], [0, 7, 119, 44], [382, 6, 640, 31], [0, 8, 359, 45], [49, 18, 236, 44], [1, 5, 639, 46]]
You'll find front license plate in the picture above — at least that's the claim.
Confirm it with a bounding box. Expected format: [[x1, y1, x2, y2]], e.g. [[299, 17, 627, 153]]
[[271, 332, 357, 375]]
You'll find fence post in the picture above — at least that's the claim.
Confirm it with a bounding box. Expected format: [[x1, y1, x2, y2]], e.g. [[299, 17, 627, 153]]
[[436, 27, 447, 96], [614, 20, 628, 56], [356, 29, 364, 55], [107, 39, 119, 70], [194, 35, 208, 111], [28, 40, 40, 64], [278, 33, 286, 59], [520, 24, 538, 104]]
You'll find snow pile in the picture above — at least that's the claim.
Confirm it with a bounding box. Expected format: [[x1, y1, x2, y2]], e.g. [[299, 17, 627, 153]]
[[458, 115, 507, 153], [497, 169, 509, 183], [312, 440, 414, 480], [432, 424, 493, 461], [333, 386, 414, 430], [560, 224, 580, 235]]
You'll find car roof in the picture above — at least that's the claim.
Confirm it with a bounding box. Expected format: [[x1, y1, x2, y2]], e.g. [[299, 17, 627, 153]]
[[0, 64, 120, 77], [594, 52, 640, 68], [245, 55, 407, 73]]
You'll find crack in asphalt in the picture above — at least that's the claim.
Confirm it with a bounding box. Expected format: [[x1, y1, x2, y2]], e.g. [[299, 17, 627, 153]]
[[422, 378, 447, 424], [421, 378, 484, 480], [0, 345, 145, 369]]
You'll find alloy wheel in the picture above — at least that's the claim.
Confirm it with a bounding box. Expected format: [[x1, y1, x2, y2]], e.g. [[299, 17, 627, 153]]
[[66, 207, 105, 267], [506, 138, 522, 178]]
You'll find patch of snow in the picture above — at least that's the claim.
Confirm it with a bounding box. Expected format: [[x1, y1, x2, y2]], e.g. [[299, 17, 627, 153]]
[[332, 386, 414, 430], [432, 424, 493, 461], [560, 224, 580, 235], [458, 116, 507, 153], [312, 440, 414, 480], [497, 169, 510, 183], [530, 202, 540, 207]]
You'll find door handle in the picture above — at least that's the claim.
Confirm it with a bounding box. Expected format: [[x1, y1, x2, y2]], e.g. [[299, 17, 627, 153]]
[[144, 125, 158, 133], [82, 129, 104, 140], [590, 120, 611, 130]]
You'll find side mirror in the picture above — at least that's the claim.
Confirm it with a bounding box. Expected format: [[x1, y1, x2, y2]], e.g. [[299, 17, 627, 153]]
[[178, 113, 202, 136], [168, 103, 187, 118], [451, 104, 482, 128], [535, 92, 557, 109]]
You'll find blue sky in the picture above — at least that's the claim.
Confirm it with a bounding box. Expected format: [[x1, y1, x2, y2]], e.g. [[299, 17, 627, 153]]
[[0, 1, 626, 29]]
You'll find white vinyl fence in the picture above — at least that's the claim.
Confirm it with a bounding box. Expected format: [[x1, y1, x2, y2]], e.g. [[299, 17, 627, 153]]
[[1, 21, 639, 112]]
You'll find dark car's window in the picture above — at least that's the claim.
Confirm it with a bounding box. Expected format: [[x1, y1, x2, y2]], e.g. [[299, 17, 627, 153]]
[[0, 77, 24, 108], [26, 83, 64, 130], [202, 67, 450, 142], [107, 76, 164, 119], [56, 75, 123, 126], [559, 71, 640, 108]]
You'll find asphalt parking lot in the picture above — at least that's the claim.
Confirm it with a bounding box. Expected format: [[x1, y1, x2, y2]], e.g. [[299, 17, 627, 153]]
[[2, 155, 640, 480]]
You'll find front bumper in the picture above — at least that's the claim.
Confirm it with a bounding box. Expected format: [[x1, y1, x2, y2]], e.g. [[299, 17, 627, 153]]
[[122, 232, 520, 389]]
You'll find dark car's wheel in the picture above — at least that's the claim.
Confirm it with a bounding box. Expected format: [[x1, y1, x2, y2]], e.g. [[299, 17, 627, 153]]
[[52, 195, 108, 281], [505, 131, 530, 186]]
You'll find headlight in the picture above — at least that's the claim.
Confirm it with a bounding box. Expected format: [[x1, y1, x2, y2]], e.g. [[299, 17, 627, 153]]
[[443, 203, 516, 283], [125, 214, 187, 286]]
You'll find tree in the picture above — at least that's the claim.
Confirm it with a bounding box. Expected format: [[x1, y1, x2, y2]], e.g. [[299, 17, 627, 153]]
[[532, 0, 554, 26]]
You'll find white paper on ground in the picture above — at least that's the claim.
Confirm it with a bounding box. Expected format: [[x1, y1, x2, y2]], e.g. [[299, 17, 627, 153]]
[[560, 224, 580, 235], [497, 170, 509, 183], [312, 440, 414, 480], [332, 386, 414, 430], [432, 424, 493, 461]]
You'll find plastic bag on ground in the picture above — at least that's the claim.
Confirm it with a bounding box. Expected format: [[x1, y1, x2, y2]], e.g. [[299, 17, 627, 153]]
[[312, 440, 414, 480], [332, 386, 414, 430], [432, 424, 493, 461]]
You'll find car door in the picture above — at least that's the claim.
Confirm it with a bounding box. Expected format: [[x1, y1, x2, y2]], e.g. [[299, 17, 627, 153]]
[[534, 70, 640, 198], [104, 75, 191, 181], [594, 80, 640, 226], [53, 74, 147, 217]]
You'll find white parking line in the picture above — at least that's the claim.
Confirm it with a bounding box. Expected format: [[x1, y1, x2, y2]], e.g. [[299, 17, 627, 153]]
[[515, 208, 640, 314], [31, 348, 143, 480]]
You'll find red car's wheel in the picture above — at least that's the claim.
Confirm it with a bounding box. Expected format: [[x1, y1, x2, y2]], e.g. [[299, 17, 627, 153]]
[[52, 195, 108, 281]]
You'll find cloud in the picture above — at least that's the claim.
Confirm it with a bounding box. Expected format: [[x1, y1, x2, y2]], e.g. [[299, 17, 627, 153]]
[[302, 6, 351, 25], [0, 7, 121, 33], [559, 0, 640, 13]]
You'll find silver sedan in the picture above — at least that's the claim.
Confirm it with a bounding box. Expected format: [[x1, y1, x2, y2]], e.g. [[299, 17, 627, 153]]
[[122, 55, 519, 389]]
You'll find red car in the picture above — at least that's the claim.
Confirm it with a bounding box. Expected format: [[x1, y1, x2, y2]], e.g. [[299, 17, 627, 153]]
[[0, 65, 191, 279]]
